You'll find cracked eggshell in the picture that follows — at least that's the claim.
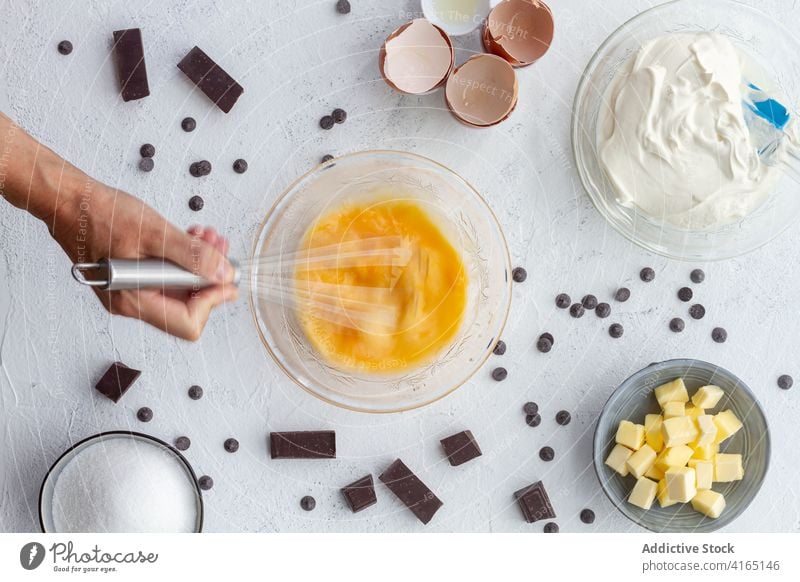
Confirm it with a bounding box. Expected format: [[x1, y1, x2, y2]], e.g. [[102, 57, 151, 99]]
[[379, 19, 455, 95], [483, 0, 554, 67], [444, 53, 518, 128]]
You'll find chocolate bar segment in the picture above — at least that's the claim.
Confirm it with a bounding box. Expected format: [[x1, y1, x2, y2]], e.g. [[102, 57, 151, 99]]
[[177, 46, 243, 113], [514, 481, 556, 523], [95, 362, 141, 403], [440, 430, 482, 466], [379, 459, 443, 525], [341, 474, 377, 513], [112, 28, 150, 101], [269, 431, 336, 459]]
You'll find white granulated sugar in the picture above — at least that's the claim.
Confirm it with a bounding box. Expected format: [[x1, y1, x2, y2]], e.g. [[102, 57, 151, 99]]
[[51, 437, 197, 533]]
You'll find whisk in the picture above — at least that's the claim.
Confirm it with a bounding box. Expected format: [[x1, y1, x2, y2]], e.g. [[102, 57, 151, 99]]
[[71, 236, 414, 332]]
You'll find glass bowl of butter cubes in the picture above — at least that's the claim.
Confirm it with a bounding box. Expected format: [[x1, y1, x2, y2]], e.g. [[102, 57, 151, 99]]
[[593, 359, 770, 533]]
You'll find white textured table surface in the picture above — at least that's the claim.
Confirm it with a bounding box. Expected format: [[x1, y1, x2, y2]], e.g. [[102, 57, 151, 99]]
[[1, 0, 799, 533]]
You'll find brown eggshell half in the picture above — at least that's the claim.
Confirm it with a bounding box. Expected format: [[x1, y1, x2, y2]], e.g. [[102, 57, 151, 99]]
[[444, 54, 519, 128], [483, 0, 554, 67], [379, 19, 455, 95]]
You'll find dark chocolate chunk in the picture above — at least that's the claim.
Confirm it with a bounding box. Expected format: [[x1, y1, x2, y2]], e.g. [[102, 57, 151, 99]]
[[536, 337, 552, 353], [95, 362, 141, 403], [139, 143, 155, 158], [112, 28, 150, 102], [690, 269, 705, 284], [581, 294, 598, 310], [319, 115, 334, 130], [189, 160, 212, 177], [580, 508, 595, 524], [336, 0, 351, 14], [526, 413, 542, 427], [543, 522, 559, 533], [539, 446, 555, 462], [379, 459, 443, 525], [512, 267, 527, 283], [555, 293, 571, 309], [491, 367, 507, 381], [523, 401, 538, 415], [555, 410, 571, 426], [224, 438, 239, 453], [136, 406, 153, 422], [175, 436, 191, 451], [341, 475, 378, 513], [492, 340, 506, 356], [232, 158, 248, 174], [198, 475, 214, 491], [58, 40, 73, 55], [640, 267, 655, 282], [677, 287, 693, 302], [269, 431, 336, 459], [615, 287, 630, 302], [332, 108, 347, 124], [321, 154, 335, 163], [138, 157, 154, 172], [778, 375, 794, 390], [596, 302, 611, 318], [609, 323, 624, 338], [569, 303, 585, 318], [514, 481, 556, 523], [181, 117, 197, 132], [440, 430, 482, 466], [188, 384, 204, 400], [669, 317, 685, 333], [300, 496, 316, 511], [689, 304, 706, 320], [711, 327, 727, 343], [188, 195, 204, 211], [177, 46, 243, 113]]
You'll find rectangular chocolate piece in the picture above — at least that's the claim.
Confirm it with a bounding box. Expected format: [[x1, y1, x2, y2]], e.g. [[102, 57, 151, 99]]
[[112, 28, 150, 102], [95, 362, 141, 403], [514, 481, 556, 523], [177, 46, 243, 113], [341, 474, 378, 513], [440, 430, 482, 466], [269, 431, 336, 459], [379, 459, 443, 525]]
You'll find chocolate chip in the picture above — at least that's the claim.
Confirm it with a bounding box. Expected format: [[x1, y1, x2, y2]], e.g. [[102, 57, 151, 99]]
[[319, 115, 335, 130], [136, 407, 153, 422], [300, 496, 316, 511], [690, 269, 705, 284], [332, 108, 347, 124], [640, 267, 655, 282], [189, 160, 212, 177], [523, 402, 538, 415], [491, 367, 507, 381], [581, 294, 598, 310], [512, 267, 527, 283], [321, 154, 335, 163], [539, 446, 555, 462], [711, 327, 727, 343], [615, 287, 631, 302], [526, 413, 542, 427], [233, 158, 248, 174], [198, 475, 214, 491], [569, 303, 585, 318], [57, 40, 73, 55], [336, 0, 351, 14], [138, 157, 154, 172], [669, 317, 685, 333], [609, 323, 624, 338], [224, 438, 240, 453], [536, 337, 552, 353], [543, 522, 559, 533], [689, 304, 706, 320], [555, 293, 571, 309], [595, 303, 611, 318], [188, 195, 204, 211], [778, 375, 794, 390], [175, 436, 191, 451], [181, 117, 196, 132], [493, 340, 507, 356], [139, 143, 155, 158], [555, 410, 571, 425], [580, 508, 595, 524], [188, 385, 204, 400], [677, 287, 693, 302]]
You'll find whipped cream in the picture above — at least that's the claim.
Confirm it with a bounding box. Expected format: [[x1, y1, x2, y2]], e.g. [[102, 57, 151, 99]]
[[598, 32, 781, 229]]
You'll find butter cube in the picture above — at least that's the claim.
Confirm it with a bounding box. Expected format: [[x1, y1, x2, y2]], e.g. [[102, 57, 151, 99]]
[[694, 415, 718, 447], [616, 420, 645, 451], [688, 459, 713, 489], [665, 466, 697, 503], [713, 410, 743, 444], [691, 489, 726, 519], [662, 416, 698, 447], [692, 442, 719, 461], [605, 443, 633, 476], [655, 378, 689, 408], [714, 453, 744, 482], [644, 414, 664, 452], [685, 404, 705, 419], [692, 385, 724, 409], [654, 445, 694, 472], [628, 477, 658, 510], [645, 464, 665, 481], [657, 478, 678, 508], [626, 444, 657, 479], [663, 402, 685, 419]]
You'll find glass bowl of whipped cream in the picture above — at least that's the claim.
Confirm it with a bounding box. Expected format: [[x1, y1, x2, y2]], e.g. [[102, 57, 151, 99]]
[[572, 0, 800, 261]]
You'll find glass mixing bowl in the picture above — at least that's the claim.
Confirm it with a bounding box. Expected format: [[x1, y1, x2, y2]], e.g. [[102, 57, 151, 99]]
[[593, 359, 770, 533], [572, 0, 800, 261], [250, 150, 511, 413]]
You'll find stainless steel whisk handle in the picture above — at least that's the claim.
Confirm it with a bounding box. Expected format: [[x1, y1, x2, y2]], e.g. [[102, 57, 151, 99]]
[[71, 258, 240, 291]]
